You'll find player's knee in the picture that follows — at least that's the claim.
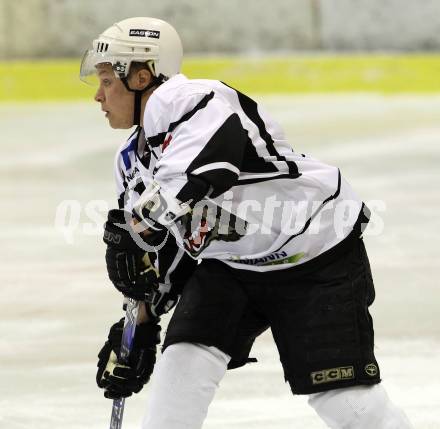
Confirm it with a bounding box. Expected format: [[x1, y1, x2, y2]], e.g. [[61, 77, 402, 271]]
[[308, 384, 383, 428], [161, 342, 231, 374], [308, 384, 413, 429], [143, 343, 230, 429]]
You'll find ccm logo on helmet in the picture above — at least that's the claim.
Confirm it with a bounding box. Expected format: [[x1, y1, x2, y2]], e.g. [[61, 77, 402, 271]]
[[129, 29, 160, 39]]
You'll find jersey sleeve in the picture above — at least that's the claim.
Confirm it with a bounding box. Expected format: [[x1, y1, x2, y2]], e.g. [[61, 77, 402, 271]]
[[151, 92, 249, 201]]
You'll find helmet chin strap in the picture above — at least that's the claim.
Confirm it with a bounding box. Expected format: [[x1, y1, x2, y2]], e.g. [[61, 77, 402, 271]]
[[121, 75, 165, 126]]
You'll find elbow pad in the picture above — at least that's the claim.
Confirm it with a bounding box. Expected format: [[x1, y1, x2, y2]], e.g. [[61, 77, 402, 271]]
[[133, 181, 192, 231]]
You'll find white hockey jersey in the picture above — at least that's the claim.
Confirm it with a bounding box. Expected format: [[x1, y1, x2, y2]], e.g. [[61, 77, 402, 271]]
[[114, 74, 366, 273]]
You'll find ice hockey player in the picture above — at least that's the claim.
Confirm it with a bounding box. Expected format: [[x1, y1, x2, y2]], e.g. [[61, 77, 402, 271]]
[[80, 17, 414, 429]]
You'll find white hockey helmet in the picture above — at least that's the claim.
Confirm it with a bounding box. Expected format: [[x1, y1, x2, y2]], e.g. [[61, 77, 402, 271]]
[[80, 16, 183, 84]]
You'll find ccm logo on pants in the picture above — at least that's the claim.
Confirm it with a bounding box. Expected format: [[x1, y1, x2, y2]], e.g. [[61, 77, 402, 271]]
[[311, 366, 355, 385]]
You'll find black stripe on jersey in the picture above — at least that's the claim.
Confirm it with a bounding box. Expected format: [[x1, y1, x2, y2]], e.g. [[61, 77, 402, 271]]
[[118, 192, 125, 209], [117, 175, 129, 208], [176, 174, 211, 206], [168, 91, 215, 133], [274, 169, 342, 252], [184, 113, 247, 198], [118, 181, 146, 208], [140, 150, 152, 169], [133, 181, 146, 196], [146, 91, 215, 150], [147, 131, 167, 148], [236, 173, 294, 186], [191, 169, 237, 199], [222, 82, 300, 178], [133, 127, 154, 169], [128, 126, 142, 141], [241, 135, 279, 173], [322, 169, 342, 204], [186, 113, 246, 172]]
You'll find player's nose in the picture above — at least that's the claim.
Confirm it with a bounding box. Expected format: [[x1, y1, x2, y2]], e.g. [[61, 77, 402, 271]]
[[95, 87, 105, 103]]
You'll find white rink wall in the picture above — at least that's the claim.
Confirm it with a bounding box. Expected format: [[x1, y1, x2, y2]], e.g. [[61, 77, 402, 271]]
[[320, 0, 440, 50], [0, 0, 317, 58], [2, 0, 440, 58]]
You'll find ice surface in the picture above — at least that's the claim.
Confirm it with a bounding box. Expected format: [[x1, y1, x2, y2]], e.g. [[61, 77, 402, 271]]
[[1, 95, 439, 428]]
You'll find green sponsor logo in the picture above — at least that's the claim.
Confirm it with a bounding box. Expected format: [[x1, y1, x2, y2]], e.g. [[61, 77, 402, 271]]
[[263, 252, 306, 266]]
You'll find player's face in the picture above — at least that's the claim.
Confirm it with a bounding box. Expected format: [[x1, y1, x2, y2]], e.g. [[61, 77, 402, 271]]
[[94, 64, 134, 129]]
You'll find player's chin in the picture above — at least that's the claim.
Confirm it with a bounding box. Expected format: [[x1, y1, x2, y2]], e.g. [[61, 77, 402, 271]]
[[108, 116, 132, 130]]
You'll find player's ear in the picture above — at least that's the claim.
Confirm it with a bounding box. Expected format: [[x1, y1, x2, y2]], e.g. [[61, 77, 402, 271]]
[[129, 68, 153, 91]]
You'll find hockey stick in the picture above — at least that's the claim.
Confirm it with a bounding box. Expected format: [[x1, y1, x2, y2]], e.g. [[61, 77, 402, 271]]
[[109, 297, 140, 429]]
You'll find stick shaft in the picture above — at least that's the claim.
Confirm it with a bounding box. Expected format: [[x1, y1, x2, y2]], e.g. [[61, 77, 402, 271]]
[[109, 298, 139, 429]]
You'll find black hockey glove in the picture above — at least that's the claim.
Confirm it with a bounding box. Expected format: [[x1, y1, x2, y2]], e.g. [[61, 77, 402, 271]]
[[96, 318, 161, 399], [103, 209, 158, 300]]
